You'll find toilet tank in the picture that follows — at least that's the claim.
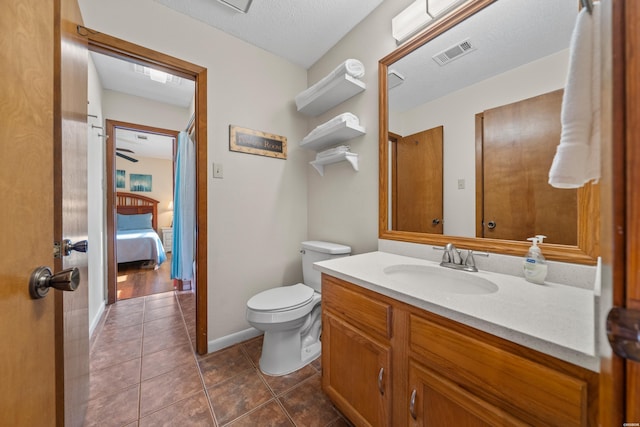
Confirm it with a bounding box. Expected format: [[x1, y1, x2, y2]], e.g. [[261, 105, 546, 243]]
[[301, 241, 351, 292]]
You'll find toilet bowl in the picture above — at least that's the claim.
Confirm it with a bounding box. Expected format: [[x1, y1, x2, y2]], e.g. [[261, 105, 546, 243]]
[[246, 241, 351, 376]]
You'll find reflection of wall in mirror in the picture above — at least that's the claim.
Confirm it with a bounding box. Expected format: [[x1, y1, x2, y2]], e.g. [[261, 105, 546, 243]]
[[389, 49, 569, 237]]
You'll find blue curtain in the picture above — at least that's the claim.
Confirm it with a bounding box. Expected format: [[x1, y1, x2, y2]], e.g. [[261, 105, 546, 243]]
[[171, 131, 196, 280]]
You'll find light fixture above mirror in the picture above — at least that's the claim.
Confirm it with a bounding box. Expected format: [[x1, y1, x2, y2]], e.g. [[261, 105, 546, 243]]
[[392, 0, 468, 44]]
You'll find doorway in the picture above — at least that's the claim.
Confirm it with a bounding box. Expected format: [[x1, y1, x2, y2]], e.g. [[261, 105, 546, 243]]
[[108, 121, 178, 300], [84, 28, 209, 354]]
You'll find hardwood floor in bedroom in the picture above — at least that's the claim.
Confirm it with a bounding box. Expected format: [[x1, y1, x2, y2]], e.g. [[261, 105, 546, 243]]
[[117, 253, 175, 300], [85, 292, 351, 426]]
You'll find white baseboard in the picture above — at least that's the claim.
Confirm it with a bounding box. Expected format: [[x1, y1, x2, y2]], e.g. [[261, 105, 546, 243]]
[[89, 301, 106, 338], [207, 327, 262, 353]]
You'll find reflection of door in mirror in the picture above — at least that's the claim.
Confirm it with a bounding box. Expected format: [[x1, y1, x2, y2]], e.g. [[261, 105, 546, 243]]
[[391, 126, 443, 233], [477, 89, 577, 245]]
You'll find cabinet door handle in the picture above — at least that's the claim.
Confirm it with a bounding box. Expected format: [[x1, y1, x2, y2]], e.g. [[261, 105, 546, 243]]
[[410, 389, 417, 420], [377, 368, 385, 395]]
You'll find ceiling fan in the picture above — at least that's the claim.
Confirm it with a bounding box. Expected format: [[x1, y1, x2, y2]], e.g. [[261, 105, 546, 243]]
[[116, 147, 138, 163]]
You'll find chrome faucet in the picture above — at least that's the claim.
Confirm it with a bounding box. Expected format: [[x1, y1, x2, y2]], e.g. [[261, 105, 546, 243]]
[[438, 243, 488, 272]]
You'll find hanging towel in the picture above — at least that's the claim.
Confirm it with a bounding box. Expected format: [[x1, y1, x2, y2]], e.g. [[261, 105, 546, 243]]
[[548, 2, 601, 188], [295, 59, 365, 109]]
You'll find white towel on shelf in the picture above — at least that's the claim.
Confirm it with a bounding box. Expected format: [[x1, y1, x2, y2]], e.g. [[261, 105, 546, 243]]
[[295, 59, 365, 109], [316, 145, 350, 161], [548, 2, 601, 188], [301, 113, 360, 144]]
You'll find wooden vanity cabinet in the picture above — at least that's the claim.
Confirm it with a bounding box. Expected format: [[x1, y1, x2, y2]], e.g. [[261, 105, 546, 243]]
[[321, 274, 394, 426], [321, 274, 599, 427]]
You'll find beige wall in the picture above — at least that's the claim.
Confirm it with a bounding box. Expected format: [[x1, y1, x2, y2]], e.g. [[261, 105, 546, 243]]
[[102, 90, 190, 131], [79, 0, 309, 345], [115, 156, 174, 229], [305, 1, 411, 256]]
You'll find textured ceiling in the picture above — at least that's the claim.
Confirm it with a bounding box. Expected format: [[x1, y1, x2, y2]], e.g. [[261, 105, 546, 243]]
[[91, 51, 195, 108], [115, 128, 175, 161], [389, 0, 577, 112], [153, 0, 384, 69]]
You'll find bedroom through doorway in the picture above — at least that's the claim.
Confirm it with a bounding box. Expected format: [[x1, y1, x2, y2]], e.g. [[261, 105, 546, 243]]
[[111, 124, 179, 301]]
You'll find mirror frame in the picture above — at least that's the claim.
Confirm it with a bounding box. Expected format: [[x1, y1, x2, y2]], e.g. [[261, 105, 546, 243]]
[[378, 0, 599, 265]]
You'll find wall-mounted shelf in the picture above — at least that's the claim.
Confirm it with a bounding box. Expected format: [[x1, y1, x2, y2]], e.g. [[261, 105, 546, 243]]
[[296, 74, 366, 117], [310, 152, 359, 176], [300, 120, 365, 152]]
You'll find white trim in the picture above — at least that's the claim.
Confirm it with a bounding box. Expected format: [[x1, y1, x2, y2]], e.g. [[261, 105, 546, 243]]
[[89, 300, 106, 338], [207, 327, 262, 353]]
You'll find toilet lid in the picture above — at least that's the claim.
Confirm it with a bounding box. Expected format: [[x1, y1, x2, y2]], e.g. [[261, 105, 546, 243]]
[[247, 283, 315, 312]]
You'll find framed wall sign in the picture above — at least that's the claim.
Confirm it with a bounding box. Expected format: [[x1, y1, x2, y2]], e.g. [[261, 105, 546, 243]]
[[229, 125, 287, 159]]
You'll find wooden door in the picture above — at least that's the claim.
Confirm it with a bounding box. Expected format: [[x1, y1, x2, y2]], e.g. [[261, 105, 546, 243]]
[[57, 0, 90, 424], [600, 0, 640, 424], [322, 313, 391, 426], [481, 90, 577, 244], [0, 0, 89, 425], [407, 361, 527, 426], [394, 127, 443, 234], [623, 1, 640, 419]]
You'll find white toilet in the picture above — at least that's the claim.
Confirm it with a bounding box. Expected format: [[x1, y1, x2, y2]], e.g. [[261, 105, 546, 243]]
[[246, 241, 351, 376]]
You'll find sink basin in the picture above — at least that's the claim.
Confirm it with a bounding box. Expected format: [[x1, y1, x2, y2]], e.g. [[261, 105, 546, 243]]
[[383, 264, 499, 295]]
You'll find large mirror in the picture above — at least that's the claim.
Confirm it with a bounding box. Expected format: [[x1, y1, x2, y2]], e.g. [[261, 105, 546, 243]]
[[379, 0, 599, 264]]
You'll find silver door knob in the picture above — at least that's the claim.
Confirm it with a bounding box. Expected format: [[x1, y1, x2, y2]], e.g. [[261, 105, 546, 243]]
[[486, 220, 497, 229], [432, 218, 440, 225], [62, 239, 88, 256], [29, 266, 80, 299]]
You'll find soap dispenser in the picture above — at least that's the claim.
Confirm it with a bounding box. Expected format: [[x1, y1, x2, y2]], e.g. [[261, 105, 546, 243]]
[[523, 235, 548, 284]]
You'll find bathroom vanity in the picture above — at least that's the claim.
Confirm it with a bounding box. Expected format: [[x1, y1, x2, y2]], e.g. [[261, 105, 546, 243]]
[[317, 252, 599, 427]]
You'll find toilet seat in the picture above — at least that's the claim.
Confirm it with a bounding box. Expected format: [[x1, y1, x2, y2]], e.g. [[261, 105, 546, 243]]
[[247, 283, 314, 313]]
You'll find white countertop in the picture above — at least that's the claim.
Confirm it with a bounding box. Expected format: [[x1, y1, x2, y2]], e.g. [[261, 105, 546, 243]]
[[314, 251, 599, 372]]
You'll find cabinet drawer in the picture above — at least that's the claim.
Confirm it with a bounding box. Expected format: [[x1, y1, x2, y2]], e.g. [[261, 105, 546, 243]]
[[409, 314, 588, 426], [322, 275, 392, 340]]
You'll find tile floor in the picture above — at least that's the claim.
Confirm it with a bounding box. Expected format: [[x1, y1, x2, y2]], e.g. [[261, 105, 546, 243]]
[[85, 290, 351, 426]]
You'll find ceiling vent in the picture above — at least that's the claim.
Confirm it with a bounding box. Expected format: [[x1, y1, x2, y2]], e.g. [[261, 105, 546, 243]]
[[432, 39, 476, 66]]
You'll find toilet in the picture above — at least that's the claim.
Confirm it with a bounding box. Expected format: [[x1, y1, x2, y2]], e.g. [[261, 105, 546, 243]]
[[246, 240, 351, 376]]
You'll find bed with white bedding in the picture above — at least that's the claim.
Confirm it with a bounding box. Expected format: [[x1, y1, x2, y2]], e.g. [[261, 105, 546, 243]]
[[116, 192, 166, 266]]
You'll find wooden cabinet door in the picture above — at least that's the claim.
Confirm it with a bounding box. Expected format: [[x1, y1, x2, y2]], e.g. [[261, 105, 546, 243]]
[[322, 312, 392, 427], [407, 361, 527, 427]]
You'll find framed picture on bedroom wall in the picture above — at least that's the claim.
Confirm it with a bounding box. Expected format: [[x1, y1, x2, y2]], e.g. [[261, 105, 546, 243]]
[[116, 170, 126, 189], [130, 173, 152, 192], [229, 125, 287, 159]]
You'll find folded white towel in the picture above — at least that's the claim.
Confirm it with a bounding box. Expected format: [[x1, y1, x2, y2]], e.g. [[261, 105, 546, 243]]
[[548, 2, 601, 188], [316, 145, 350, 160], [295, 59, 365, 109], [302, 113, 360, 144]]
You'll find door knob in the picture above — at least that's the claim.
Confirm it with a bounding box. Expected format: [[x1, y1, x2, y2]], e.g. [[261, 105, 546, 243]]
[[486, 220, 497, 229], [29, 266, 80, 299], [607, 306, 640, 362], [432, 218, 440, 225], [62, 239, 88, 256]]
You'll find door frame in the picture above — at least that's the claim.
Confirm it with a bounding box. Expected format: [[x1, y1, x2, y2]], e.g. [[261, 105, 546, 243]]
[[81, 28, 209, 355], [106, 120, 178, 303]]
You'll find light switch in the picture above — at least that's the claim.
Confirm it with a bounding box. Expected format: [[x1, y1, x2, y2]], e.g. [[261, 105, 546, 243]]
[[457, 178, 465, 189], [213, 163, 224, 179]]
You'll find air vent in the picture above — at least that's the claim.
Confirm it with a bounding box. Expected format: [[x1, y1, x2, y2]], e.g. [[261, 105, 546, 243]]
[[136, 134, 148, 140], [432, 39, 476, 66]]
